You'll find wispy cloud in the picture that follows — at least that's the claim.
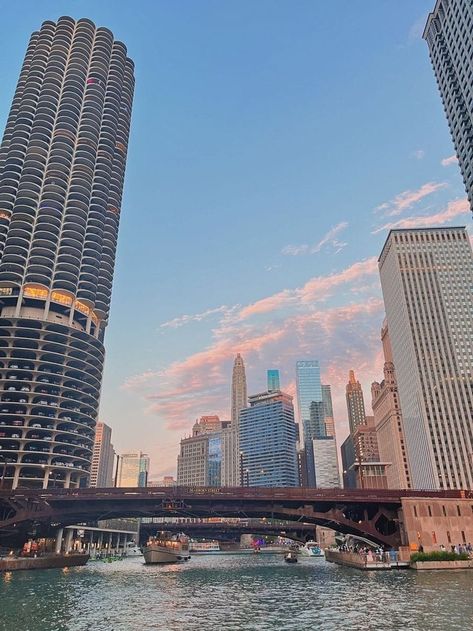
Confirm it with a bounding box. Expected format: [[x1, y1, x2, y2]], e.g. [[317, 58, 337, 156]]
[[238, 257, 378, 319], [441, 154, 458, 167], [412, 149, 425, 160], [160, 305, 233, 329], [408, 13, 429, 43], [375, 181, 447, 217], [282, 221, 348, 256], [372, 198, 469, 234]]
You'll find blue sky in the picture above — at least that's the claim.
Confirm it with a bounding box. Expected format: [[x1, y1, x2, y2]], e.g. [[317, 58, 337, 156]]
[[0, 1, 470, 477]]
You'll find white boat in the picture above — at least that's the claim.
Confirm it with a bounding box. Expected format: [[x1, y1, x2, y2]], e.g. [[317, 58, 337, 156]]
[[189, 540, 221, 553], [299, 541, 324, 557], [143, 532, 191, 564], [124, 542, 143, 557]]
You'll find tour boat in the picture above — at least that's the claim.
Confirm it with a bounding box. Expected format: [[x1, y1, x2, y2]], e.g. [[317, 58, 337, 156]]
[[189, 540, 221, 553], [299, 541, 324, 557], [143, 532, 191, 564]]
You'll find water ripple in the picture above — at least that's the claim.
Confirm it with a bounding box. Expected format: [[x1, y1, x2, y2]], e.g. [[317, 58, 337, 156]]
[[1, 555, 473, 631]]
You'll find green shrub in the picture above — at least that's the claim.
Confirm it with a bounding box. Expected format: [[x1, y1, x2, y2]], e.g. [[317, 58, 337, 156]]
[[410, 551, 470, 562]]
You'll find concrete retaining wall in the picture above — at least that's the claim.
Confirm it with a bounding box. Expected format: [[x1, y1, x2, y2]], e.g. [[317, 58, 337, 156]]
[[411, 559, 473, 571]]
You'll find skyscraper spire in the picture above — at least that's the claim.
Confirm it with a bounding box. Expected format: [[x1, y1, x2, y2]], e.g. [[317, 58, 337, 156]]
[[231, 353, 247, 425]]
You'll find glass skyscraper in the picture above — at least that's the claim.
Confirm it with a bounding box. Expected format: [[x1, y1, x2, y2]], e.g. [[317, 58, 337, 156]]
[[296, 360, 324, 486], [0, 17, 134, 489], [267, 369, 280, 391], [239, 391, 298, 487]]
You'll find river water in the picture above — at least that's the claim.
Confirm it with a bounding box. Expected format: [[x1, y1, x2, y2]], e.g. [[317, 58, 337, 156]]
[[1, 554, 473, 631]]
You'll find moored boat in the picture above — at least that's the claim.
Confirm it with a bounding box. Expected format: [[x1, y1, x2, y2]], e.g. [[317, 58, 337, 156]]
[[143, 532, 190, 564], [189, 540, 221, 553], [299, 541, 324, 557], [124, 541, 143, 557]]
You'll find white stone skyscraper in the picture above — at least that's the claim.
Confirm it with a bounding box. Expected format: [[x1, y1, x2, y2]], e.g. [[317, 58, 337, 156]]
[[424, 1, 473, 214], [0, 17, 134, 489], [379, 226, 473, 490], [222, 353, 247, 486], [231, 353, 247, 424]]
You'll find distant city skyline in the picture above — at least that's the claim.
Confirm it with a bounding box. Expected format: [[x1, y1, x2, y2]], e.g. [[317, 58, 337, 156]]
[[1, 2, 470, 478]]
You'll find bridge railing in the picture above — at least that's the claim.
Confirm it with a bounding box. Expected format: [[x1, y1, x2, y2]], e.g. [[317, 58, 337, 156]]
[[1, 485, 472, 501]]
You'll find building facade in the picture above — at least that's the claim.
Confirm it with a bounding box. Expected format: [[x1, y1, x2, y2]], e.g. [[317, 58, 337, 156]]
[[177, 416, 223, 487], [345, 370, 366, 434], [231, 353, 247, 425], [239, 391, 298, 487], [267, 369, 280, 391], [296, 360, 324, 486], [89, 421, 114, 487], [371, 321, 411, 490], [379, 226, 473, 489], [321, 384, 335, 437], [0, 17, 134, 489], [117, 452, 149, 487], [423, 1, 473, 214], [312, 437, 340, 488]]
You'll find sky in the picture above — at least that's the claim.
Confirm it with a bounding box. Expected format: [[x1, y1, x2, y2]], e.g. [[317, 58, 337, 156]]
[[0, 1, 471, 478]]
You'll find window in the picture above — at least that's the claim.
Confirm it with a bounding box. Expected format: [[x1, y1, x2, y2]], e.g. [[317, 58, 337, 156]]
[[432, 531, 437, 544], [447, 531, 452, 544]]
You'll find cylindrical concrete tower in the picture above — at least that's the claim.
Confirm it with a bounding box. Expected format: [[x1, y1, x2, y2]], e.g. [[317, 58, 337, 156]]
[[0, 17, 134, 489]]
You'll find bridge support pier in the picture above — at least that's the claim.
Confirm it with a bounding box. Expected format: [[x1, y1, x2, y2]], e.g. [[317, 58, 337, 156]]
[[54, 528, 64, 554], [64, 528, 73, 553]]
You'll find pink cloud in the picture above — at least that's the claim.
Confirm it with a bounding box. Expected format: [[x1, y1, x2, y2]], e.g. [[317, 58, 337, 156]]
[[441, 154, 458, 167], [375, 181, 447, 217], [372, 198, 469, 234], [238, 257, 378, 319], [125, 291, 385, 477]]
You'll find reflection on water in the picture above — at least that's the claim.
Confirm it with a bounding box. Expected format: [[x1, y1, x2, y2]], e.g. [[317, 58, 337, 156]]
[[1, 554, 473, 631]]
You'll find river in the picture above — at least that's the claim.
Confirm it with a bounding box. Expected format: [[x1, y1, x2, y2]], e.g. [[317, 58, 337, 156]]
[[1, 553, 473, 630]]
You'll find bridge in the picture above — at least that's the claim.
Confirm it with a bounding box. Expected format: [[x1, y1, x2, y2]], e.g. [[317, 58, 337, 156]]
[[1, 485, 471, 547]]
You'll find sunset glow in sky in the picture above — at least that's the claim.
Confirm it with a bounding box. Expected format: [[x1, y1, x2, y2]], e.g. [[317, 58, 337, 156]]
[[0, 1, 470, 477]]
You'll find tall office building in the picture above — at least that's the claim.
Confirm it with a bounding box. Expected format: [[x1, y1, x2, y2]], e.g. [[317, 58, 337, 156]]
[[267, 369, 280, 391], [341, 418, 389, 490], [117, 452, 149, 487], [296, 360, 324, 486], [223, 353, 248, 486], [0, 17, 134, 489], [379, 226, 473, 489], [346, 370, 366, 434], [312, 437, 340, 488], [423, 1, 473, 213], [371, 321, 411, 489], [239, 391, 298, 487], [321, 384, 335, 437], [90, 421, 115, 487], [177, 416, 223, 487], [231, 354, 247, 424]]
